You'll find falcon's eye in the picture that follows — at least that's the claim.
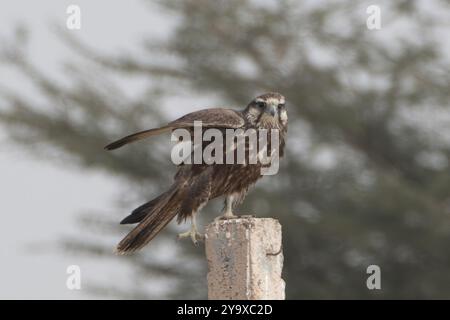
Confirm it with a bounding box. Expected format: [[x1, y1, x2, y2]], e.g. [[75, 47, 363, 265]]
[[278, 103, 285, 110], [256, 101, 266, 108]]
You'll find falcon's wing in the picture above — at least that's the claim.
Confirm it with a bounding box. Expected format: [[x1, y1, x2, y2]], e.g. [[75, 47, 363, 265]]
[[105, 108, 244, 150], [168, 108, 244, 128]]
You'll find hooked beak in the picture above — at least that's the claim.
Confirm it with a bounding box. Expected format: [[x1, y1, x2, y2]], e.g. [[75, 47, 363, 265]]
[[265, 104, 277, 117]]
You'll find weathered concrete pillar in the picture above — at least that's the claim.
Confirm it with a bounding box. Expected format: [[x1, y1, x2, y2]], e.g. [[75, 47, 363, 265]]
[[205, 217, 285, 300]]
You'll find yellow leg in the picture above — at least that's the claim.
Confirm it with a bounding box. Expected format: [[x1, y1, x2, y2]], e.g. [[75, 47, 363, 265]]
[[177, 213, 204, 245], [215, 195, 237, 221]]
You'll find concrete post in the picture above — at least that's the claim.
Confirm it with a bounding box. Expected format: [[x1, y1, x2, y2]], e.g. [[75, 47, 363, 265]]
[[205, 217, 285, 300]]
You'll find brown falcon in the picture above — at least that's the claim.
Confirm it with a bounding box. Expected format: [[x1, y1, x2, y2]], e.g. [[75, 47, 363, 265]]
[[105, 92, 288, 254]]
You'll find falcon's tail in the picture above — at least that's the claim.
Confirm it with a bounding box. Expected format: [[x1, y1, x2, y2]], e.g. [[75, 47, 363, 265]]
[[115, 184, 182, 255], [119, 193, 166, 225]]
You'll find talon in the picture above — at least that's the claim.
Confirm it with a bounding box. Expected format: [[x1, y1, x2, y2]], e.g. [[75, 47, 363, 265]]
[[177, 228, 204, 245], [196, 232, 205, 241], [215, 214, 238, 221], [177, 230, 191, 241], [191, 231, 198, 245]]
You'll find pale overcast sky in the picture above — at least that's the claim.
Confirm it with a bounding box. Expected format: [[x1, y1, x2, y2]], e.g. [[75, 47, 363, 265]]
[[0, 0, 172, 299]]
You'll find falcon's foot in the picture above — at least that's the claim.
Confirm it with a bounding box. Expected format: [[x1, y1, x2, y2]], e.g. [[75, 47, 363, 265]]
[[177, 227, 204, 245], [215, 213, 238, 221], [217, 194, 239, 221]]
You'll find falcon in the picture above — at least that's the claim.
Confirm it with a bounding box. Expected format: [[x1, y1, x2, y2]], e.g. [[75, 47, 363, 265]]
[[105, 92, 288, 254]]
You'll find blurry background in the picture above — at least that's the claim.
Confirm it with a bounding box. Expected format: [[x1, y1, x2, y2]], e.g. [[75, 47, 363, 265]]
[[1, 0, 450, 299]]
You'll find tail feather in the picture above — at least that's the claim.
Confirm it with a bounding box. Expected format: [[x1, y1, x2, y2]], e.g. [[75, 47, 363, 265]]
[[105, 126, 171, 150], [115, 185, 181, 255], [120, 194, 165, 225]]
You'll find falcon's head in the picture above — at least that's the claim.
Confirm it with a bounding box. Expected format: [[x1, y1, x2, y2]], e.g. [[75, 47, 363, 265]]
[[245, 92, 287, 129]]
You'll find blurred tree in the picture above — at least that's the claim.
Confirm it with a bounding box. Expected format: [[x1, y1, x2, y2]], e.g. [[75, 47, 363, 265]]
[[1, 0, 450, 298]]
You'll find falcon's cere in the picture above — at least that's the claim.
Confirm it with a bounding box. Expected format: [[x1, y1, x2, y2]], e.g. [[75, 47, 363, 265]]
[[105, 92, 288, 254]]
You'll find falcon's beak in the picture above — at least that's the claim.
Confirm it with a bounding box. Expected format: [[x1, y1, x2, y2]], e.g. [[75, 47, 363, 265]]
[[265, 104, 277, 117]]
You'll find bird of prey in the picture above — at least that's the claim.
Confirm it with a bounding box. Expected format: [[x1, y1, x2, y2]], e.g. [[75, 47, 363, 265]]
[[105, 92, 288, 254]]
